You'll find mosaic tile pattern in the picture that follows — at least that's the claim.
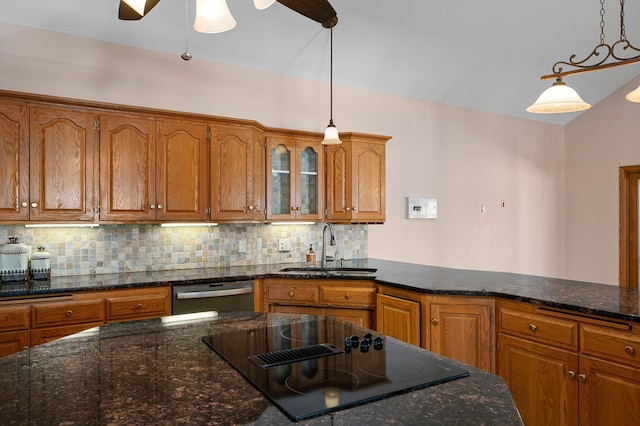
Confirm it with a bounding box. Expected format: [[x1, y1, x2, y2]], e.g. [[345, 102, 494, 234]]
[[0, 224, 367, 277]]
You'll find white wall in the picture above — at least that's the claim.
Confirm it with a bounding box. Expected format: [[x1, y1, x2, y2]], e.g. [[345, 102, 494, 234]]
[[0, 23, 568, 279], [565, 76, 640, 285]]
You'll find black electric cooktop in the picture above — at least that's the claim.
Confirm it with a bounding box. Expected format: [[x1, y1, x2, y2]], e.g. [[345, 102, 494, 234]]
[[202, 315, 469, 422]]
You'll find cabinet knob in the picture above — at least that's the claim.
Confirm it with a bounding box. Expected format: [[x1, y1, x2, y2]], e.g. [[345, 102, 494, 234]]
[[352, 207, 358, 211], [150, 204, 156, 209], [21, 201, 28, 208], [30, 202, 38, 208], [135, 303, 143, 310], [528, 324, 537, 332], [157, 204, 163, 210], [344, 294, 350, 300], [296, 206, 300, 211], [625, 345, 635, 355], [65, 310, 73, 317], [288, 291, 294, 298], [290, 206, 295, 211], [431, 318, 439, 326], [346, 207, 351, 211], [567, 370, 576, 379], [248, 205, 255, 211], [577, 373, 587, 382]]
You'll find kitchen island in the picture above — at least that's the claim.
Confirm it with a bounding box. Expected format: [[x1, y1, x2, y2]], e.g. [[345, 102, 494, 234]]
[[0, 312, 522, 425]]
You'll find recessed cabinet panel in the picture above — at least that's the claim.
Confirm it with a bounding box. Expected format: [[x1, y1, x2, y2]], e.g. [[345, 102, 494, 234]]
[[100, 114, 155, 221], [270, 140, 293, 218], [0, 100, 29, 221], [29, 106, 98, 221]]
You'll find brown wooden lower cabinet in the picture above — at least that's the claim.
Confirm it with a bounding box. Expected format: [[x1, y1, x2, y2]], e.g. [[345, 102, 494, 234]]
[[497, 299, 640, 425], [376, 293, 421, 346], [0, 286, 171, 357]]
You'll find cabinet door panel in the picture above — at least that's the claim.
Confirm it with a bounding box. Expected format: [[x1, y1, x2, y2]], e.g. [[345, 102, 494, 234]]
[[498, 333, 579, 426], [352, 143, 385, 222], [266, 136, 295, 220], [376, 294, 420, 346], [29, 106, 97, 221], [430, 298, 494, 372], [0, 330, 30, 356], [100, 114, 155, 221], [156, 119, 208, 221], [580, 355, 640, 426], [295, 138, 324, 221], [210, 125, 251, 221], [0, 101, 29, 221], [325, 308, 371, 328], [325, 145, 351, 221]]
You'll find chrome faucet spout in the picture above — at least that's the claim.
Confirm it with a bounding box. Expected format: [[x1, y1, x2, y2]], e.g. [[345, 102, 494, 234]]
[[321, 223, 336, 269]]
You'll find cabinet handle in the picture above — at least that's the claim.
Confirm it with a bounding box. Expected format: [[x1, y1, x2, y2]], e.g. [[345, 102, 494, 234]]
[[577, 374, 587, 382], [150, 204, 156, 209], [625, 345, 635, 355], [248, 205, 255, 211], [352, 207, 358, 211], [431, 318, 439, 326], [157, 204, 163, 210], [65, 310, 73, 317], [346, 207, 351, 211], [21, 201, 28, 208], [296, 206, 300, 211], [344, 294, 350, 300], [135, 303, 143, 310], [290, 206, 295, 211], [528, 324, 537, 332], [30, 202, 38, 208], [288, 291, 294, 298], [567, 370, 576, 379]]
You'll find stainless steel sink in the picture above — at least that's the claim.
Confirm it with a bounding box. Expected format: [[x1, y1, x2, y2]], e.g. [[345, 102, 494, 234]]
[[279, 267, 377, 275]]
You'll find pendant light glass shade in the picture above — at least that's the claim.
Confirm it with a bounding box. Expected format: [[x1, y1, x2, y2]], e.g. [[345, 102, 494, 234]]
[[626, 85, 640, 103], [527, 78, 591, 113], [253, 0, 276, 10], [322, 121, 341, 145], [194, 0, 236, 34]]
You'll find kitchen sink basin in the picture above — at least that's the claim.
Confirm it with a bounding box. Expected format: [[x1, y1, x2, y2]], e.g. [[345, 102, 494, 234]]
[[279, 267, 377, 275]]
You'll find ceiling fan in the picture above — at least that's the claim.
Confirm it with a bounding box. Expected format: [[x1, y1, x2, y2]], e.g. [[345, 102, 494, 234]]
[[118, 0, 338, 28]]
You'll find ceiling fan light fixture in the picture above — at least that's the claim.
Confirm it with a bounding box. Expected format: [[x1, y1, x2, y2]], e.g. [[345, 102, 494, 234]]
[[194, 0, 237, 34], [253, 0, 276, 10], [119, 0, 160, 20], [526, 77, 591, 114]]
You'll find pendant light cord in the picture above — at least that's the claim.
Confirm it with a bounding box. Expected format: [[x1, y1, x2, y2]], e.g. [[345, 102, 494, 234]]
[[330, 27, 334, 124]]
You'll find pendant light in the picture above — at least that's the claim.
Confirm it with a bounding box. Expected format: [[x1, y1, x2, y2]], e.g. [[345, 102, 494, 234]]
[[528, 0, 640, 113], [322, 27, 342, 145], [193, 0, 236, 34]]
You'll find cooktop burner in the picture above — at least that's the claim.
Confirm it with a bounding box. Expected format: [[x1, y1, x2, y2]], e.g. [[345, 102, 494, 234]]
[[202, 315, 469, 422]]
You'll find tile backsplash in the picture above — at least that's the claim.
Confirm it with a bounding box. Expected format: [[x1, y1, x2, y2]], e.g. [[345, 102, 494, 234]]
[[0, 224, 367, 277]]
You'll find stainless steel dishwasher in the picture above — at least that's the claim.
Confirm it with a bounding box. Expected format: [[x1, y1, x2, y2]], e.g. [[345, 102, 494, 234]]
[[172, 280, 254, 315]]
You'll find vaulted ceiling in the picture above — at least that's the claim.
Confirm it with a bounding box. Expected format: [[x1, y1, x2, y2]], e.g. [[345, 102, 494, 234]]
[[3, 0, 640, 125]]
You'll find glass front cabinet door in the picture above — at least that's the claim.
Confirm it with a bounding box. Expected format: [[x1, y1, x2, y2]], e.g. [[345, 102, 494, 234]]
[[266, 135, 324, 222]]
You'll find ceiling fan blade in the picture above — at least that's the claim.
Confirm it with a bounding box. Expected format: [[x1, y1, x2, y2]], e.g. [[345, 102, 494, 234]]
[[118, 0, 161, 21], [276, 0, 338, 28]]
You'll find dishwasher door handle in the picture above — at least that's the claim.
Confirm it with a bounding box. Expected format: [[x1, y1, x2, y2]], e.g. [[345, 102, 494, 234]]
[[175, 286, 253, 300]]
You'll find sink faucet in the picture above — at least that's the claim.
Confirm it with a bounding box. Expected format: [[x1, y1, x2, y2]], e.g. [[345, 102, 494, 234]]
[[321, 223, 336, 269]]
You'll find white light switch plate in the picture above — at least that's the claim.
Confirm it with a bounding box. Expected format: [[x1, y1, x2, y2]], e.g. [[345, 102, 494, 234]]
[[278, 239, 291, 252]]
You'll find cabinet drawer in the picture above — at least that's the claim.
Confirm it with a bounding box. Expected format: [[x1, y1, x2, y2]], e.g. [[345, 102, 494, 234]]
[[31, 299, 105, 328], [106, 293, 170, 321], [267, 284, 319, 304], [321, 286, 375, 308], [0, 305, 30, 331], [498, 307, 578, 349], [581, 324, 640, 366]]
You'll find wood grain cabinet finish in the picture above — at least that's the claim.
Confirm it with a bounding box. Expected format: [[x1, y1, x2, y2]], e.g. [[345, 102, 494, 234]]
[[105, 287, 171, 322], [376, 293, 421, 347], [0, 330, 30, 357], [497, 299, 640, 425], [29, 106, 98, 222], [100, 113, 208, 222], [0, 100, 29, 221], [326, 133, 390, 223], [266, 133, 324, 222], [209, 123, 265, 222], [259, 278, 375, 328], [31, 298, 105, 328]]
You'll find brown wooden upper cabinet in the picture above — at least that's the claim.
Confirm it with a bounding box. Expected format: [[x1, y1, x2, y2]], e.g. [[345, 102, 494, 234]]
[[0, 102, 98, 222], [99, 113, 208, 222], [209, 123, 265, 222], [0, 100, 29, 221], [266, 133, 324, 222], [326, 133, 390, 223]]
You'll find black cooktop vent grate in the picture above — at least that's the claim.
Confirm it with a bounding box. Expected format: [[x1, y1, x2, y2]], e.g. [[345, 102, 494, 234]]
[[248, 343, 344, 368]]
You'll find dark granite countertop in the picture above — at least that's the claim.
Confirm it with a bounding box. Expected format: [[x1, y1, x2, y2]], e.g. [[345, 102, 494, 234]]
[[0, 312, 522, 425], [2, 258, 639, 323]]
